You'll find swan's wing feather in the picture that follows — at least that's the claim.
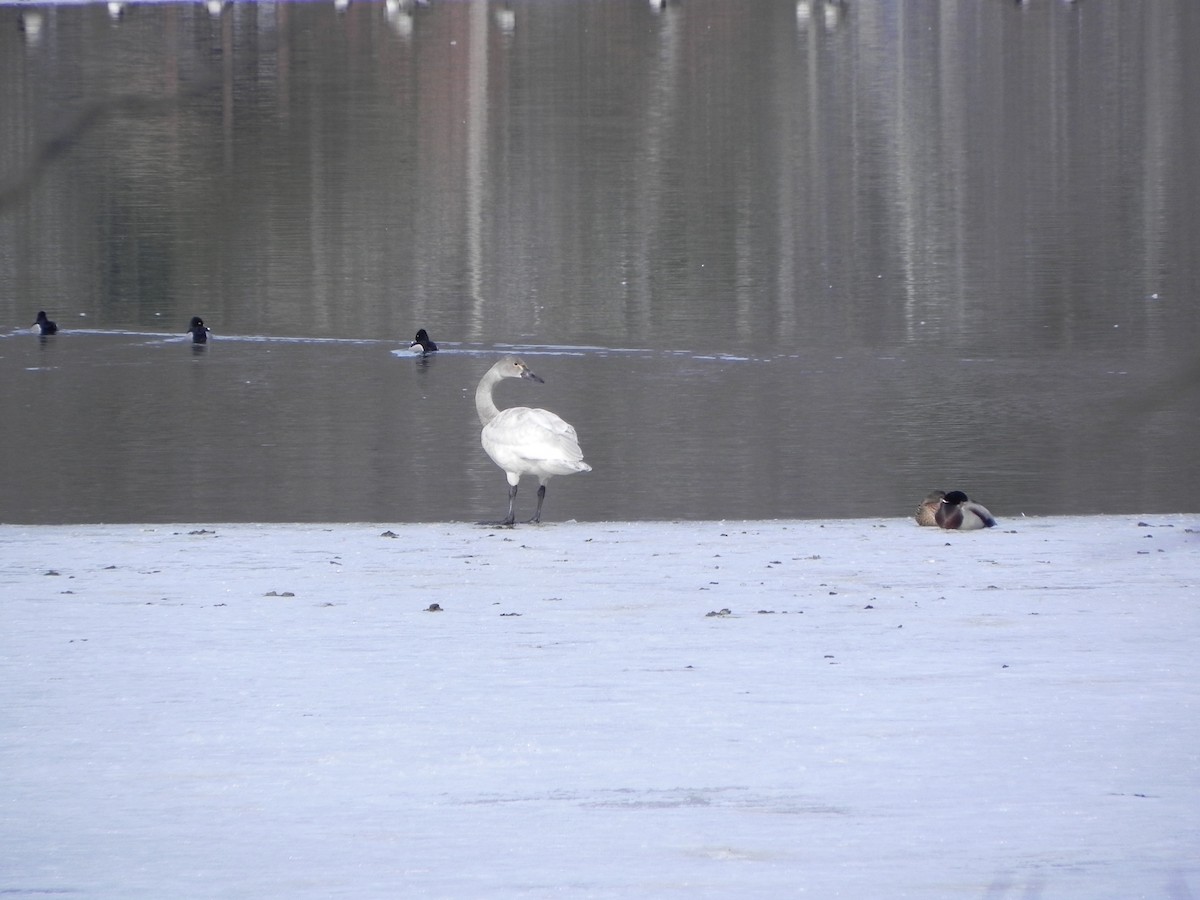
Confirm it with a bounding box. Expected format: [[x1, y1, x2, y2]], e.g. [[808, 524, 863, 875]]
[[501, 407, 579, 440], [482, 407, 590, 474], [487, 408, 582, 449]]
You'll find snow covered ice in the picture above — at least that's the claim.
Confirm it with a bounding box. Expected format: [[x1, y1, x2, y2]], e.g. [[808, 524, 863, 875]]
[[2, 516, 1197, 898]]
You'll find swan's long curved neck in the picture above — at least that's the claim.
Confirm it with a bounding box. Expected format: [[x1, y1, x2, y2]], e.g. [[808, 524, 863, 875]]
[[476, 372, 501, 425]]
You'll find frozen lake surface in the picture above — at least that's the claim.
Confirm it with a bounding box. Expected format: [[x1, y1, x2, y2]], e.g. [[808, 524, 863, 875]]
[[3, 515, 1198, 898]]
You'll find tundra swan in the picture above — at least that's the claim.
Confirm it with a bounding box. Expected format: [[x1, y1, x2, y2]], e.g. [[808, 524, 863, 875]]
[[475, 356, 591, 525]]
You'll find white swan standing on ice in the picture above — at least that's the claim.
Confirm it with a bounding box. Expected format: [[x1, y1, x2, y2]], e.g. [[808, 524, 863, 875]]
[[475, 356, 591, 525]]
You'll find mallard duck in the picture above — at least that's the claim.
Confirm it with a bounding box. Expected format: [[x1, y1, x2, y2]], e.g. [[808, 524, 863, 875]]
[[915, 490, 946, 526], [935, 490, 997, 530]]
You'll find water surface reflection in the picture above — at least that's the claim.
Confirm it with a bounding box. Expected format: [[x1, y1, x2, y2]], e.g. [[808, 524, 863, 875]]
[[1, 0, 1197, 522]]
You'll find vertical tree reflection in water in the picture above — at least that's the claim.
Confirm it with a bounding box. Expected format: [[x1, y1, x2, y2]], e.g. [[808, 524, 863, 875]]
[[0, 0, 1196, 523]]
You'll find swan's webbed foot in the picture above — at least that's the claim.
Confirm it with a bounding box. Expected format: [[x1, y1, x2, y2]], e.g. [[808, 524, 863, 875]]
[[478, 485, 519, 527]]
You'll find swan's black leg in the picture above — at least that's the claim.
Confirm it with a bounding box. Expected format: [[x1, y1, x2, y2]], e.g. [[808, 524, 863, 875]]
[[503, 483, 518, 526], [526, 485, 546, 524], [476, 483, 519, 527]]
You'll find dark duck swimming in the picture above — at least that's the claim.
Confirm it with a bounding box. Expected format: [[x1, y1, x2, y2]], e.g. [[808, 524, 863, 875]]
[[410, 328, 438, 353], [188, 316, 210, 344], [33, 311, 57, 335]]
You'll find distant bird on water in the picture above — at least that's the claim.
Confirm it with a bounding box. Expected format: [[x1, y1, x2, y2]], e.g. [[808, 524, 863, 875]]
[[475, 356, 591, 526], [935, 490, 997, 530], [33, 311, 58, 335], [188, 316, 210, 344], [915, 490, 946, 526], [410, 328, 438, 353]]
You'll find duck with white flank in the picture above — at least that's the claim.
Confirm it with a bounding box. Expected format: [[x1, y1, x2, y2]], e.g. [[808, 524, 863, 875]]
[[475, 356, 591, 525], [410, 329, 438, 353], [935, 490, 997, 530], [33, 311, 58, 335], [188, 316, 210, 344]]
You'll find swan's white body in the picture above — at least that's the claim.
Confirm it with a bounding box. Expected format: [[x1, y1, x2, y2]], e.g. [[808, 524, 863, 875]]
[[476, 356, 591, 525]]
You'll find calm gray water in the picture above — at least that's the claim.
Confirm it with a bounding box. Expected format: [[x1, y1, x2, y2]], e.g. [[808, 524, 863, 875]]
[[2, 0, 1198, 524]]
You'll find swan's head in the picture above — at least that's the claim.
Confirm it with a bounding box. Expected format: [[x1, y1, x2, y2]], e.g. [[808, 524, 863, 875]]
[[499, 356, 544, 383]]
